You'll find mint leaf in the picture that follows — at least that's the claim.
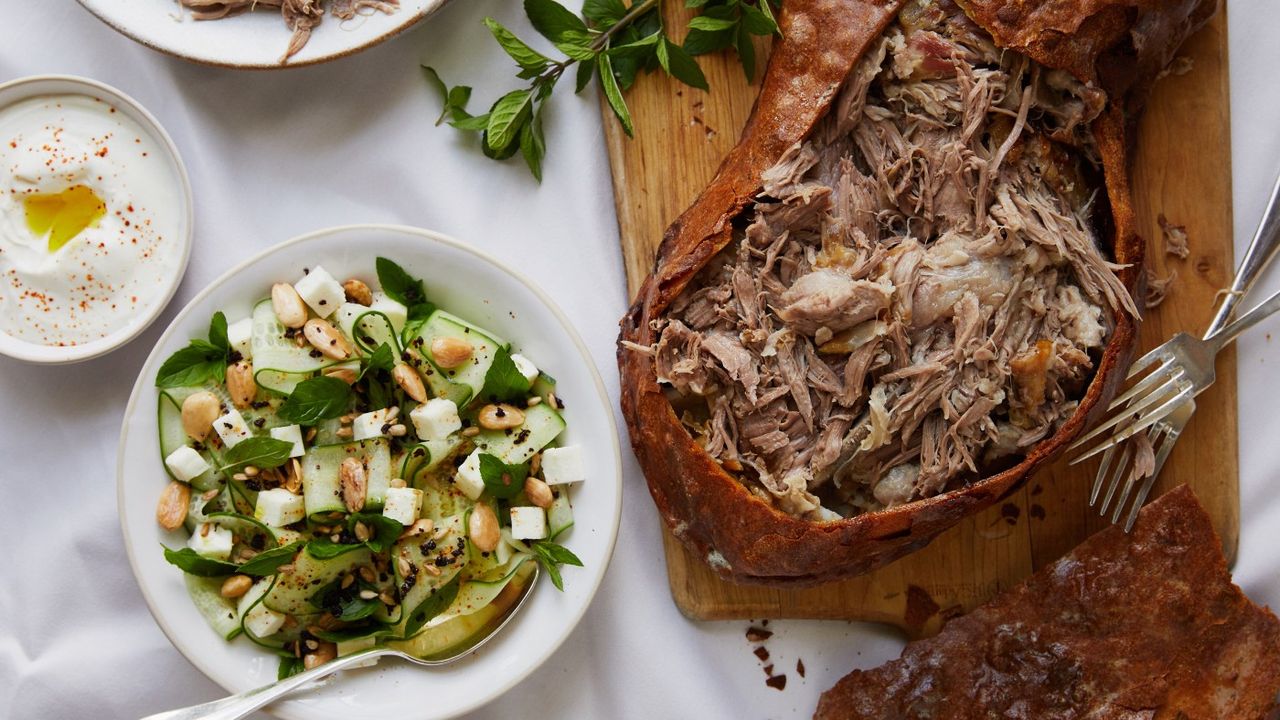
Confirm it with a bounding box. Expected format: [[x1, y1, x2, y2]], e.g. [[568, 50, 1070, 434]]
[[403, 575, 461, 638], [237, 542, 302, 576], [484, 18, 553, 75], [582, 0, 626, 24], [348, 513, 404, 553], [519, 109, 546, 182], [736, 21, 756, 82], [209, 312, 229, 352], [524, 0, 595, 60], [278, 656, 305, 680], [574, 56, 597, 93], [360, 343, 396, 381], [485, 89, 535, 157], [478, 453, 529, 500], [741, 2, 778, 35], [658, 38, 708, 90], [687, 15, 737, 31], [162, 546, 237, 577], [376, 257, 428, 309], [155, 344, 225, 388], [480, 347, 533, 402], [422, 67, 476, 128], [278, 376, 352, 425], [221, 437, 295, 473], [306, 539, 370, 560], [597, 53, 633, 136], [531, 540, 582, 591]]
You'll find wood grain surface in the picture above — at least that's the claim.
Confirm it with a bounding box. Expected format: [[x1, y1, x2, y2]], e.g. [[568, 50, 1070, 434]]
[[603, 5, 1236, 632]]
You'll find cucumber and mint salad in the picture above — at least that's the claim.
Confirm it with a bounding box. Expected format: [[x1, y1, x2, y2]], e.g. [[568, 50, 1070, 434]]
[[153, 258, 584, 677]]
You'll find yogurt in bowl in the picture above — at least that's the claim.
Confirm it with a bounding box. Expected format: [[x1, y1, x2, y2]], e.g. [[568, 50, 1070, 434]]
[[0, 76, 192, 363]]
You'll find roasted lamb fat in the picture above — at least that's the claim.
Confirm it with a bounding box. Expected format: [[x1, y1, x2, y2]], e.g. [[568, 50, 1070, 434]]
[[814, 486, 1280, 720], [618, 0, 1217, 583]]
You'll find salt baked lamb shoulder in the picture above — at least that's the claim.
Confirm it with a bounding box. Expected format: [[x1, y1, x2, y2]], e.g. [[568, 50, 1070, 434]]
[[618, 0, 1217, 584], [814, 485, 1280, 720]]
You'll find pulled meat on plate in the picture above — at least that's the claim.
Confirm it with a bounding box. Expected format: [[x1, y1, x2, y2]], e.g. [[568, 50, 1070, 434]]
[[179, 0, 399, 63], [650, 0, 1137, 520]]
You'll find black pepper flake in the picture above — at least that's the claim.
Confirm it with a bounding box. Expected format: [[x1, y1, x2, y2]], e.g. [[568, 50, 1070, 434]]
[[228, 350, 243, 363], [433, 555, 450, 567], [309, 350, 323, 358], [319, 299, 327, 306], [253, 418, 266, 428]]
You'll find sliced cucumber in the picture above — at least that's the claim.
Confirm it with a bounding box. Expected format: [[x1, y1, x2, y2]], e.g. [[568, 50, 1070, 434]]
[[157, 389, 220, 491], [410, 311, 504, 408], [263, 546, 371, 615], [475, 403, 566, 464], [393, 514, 467, 637], [337, 305, 400, 355], [400, 437, 465, 481], [251, 299, 335, 394], [548, 484, 574, 540], [437, 555, 531, 624], [389, 558, 534, 659], [301, 439, 392, 518], [185, 574, 242, 640]]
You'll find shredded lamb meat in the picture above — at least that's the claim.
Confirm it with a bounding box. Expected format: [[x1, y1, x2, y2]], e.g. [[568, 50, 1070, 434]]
[[651, 0, 1137, 520], [179, 0, 399, 63]]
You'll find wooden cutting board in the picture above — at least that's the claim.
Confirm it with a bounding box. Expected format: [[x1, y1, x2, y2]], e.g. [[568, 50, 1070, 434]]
[[602, 6, 1236, 633]]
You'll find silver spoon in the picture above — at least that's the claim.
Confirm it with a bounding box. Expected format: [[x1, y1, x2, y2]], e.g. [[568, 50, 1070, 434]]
[[142, 564, 539, 720]]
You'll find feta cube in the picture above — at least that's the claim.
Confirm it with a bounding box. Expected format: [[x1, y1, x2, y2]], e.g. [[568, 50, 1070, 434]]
[[337, 635, 379, 669], [227, 317, 254, 359], [293, 265, 345, 318], [454, 449, 485, 500], [213, 409, 252, 448], [255, 488, 306, 527], [540, 445, 585, 485], [509, 506, 548, 540], [368, 292, 408, 333], [165, 446, 209, 482], [409, 398, 460, 441], [269, 424, 306, 458], [187, 523, 233, 561], [509, 353, 539, 385], [382, 487, 423, 526], [352, 408, 392, 441], [242, 603, 285, 639]]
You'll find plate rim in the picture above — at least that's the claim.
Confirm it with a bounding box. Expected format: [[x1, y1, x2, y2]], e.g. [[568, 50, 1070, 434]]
[[115, 223, 623, 719], [75, 0, 449, 70]]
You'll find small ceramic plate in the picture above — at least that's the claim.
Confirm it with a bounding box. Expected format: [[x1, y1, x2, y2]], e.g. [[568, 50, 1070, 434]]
[[0, 75, 193, 364], [117, 225, 622, 719], [78, 0, 450, 69]]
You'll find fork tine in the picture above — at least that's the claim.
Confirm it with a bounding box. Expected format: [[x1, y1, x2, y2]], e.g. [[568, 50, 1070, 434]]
[[1097, 441, 1133, 516], [1110, 459, 1140, 524], [1071, 384, 1194, 464], [1090, 445, 1117, 506], [1068, 370, 1186, 453], [1122, 424, 1178, 532], [1125, 344, 1172, 379], [1104, 356, 1178, 412]]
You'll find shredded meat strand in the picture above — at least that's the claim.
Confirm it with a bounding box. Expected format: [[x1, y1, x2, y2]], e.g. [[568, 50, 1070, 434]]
[[178, 0, 399, 62]]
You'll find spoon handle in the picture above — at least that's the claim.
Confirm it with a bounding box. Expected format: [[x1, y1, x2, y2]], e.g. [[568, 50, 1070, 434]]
[[139, 648, 393, 720]]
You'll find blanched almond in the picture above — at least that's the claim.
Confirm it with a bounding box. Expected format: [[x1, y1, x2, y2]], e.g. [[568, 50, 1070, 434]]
[[524, 477, 554, 509], [342, 278, 373, 306], [469, 504, 500, 553], [323, 367, 358, 384], [303, 318, 351, 360], [477, 403, 525, 430], [226, 360, 256, 408], [156, 481, 191, 531], [220, 574, 252, 599], [430, 336, 473, 369], [341, 457, 367, 512], [181, 391, 220, 441], [304, 642, 336, 670], [271, 283, 308, 328], [391, 363, 427, 402]]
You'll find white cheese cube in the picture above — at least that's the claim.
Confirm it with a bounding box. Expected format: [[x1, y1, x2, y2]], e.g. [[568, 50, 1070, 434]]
[[213, 409, 252, 448], [368, 292, 407, 333], [454, 449, 485, 500], [382, 487, 423, 526], [165, 446, 209, 482], [336, 302, 368, 344], [540, 445, 585, 485], [352, 408, 392, 441], [242, 602, 285, 639], [509, 506, 548, 540], [227, 317, 254, 359], [409, 398, 460, 441], [255, 488, 306, 527], [509, 353, 540, 385], [187, 523, 233, 561], [269, 424, 306, 458], [293, 265, 345, 318], [337, 635, 380, 668]]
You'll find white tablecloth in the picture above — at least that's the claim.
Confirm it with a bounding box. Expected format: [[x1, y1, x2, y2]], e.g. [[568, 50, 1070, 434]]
[[2, 2, 1277, 718]]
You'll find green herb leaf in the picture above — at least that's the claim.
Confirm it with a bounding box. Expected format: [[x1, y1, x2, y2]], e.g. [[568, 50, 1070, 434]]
[[519, 109, 547, 182], [360, 343, 396, 381], [597, 53, 634, 137], [403, 575, 461, 638], [531, 540, 583, 591], [478, 453, 530, 500], [376, 257, 428, 309], [237, 541, 302, 576], [574, 56, 597, 93], [524, 0, 595, 60], [209, 312, 229, 352], [162, 546, 238, 577], [479, 347, 534, 402], [277, 376, 352, 425], [305, 539, 369, 560], [740, 2, 778, 35], [736, 21, 757, 82], [683, 27, 734, 55], [485, 89, 536, 156], [658, 38, 709, 90], [423, 66, 477, 128], [221, 437, 295, 474], [155, 344, 226, 388], [278, 656, 305, 680], [348, 513, 405, 553], [582, 0, 626, 24], [484, 18, 553, 74], [687, 15, 738, 31]]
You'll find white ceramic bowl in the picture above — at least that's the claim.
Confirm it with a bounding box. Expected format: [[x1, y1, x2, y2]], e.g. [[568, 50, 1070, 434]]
[[117, 225, 622, 719], [78, 0, 450, 69], [0, 75, 194, 365]]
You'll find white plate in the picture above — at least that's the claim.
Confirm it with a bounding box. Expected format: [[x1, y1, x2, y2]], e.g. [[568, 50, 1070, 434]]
[[0, 75, 193, 365], [117, 225, 622, 719], [78, 0, 450, 69]]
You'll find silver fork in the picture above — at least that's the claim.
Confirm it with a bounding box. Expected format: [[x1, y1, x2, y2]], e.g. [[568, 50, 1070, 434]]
[[1069, 168, 1280, 530]]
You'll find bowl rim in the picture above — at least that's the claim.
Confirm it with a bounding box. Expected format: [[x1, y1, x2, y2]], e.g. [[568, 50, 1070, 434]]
[[0, 73, 195, 365], [115, 224, 623, 718]]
